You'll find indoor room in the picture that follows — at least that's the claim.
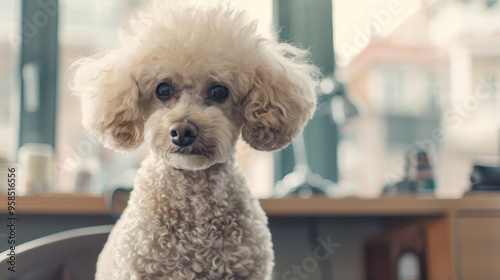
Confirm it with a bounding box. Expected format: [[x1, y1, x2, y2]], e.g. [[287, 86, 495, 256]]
[[0, 0, 499, 279]]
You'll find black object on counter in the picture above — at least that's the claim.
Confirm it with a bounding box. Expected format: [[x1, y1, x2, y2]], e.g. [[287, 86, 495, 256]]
[[470, 164, 500, 192]]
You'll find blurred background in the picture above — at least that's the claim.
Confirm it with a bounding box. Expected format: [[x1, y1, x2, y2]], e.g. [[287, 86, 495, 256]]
[[1, 0, 500, 279], [0, 0, 499, 198]]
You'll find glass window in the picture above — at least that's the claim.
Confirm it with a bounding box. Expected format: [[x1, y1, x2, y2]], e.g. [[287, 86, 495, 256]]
[[6, 0, 499, 198], [383, 68, 407, 114]]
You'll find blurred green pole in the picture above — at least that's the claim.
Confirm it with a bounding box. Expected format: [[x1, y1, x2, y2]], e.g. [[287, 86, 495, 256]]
[[273, 0, 339, 183], [18, 0, 58, 151]]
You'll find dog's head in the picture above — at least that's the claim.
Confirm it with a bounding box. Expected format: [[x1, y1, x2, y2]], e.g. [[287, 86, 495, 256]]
[[71, 1, 319, 171]]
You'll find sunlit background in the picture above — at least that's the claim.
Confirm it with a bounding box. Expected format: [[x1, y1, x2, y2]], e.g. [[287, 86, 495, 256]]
[[0, 0, 499, 198]]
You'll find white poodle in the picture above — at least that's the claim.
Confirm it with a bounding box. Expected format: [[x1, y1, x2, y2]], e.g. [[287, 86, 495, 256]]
[[71, 1, 318, 279]]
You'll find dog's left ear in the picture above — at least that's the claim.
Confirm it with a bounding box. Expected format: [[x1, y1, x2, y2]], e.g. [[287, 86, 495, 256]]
[[241, 43, 319, 151]]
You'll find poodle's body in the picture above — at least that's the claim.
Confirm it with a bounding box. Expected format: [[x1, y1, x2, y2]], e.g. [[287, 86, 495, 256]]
[[72, 1, 318, 279], [97, 155, 273, 279]]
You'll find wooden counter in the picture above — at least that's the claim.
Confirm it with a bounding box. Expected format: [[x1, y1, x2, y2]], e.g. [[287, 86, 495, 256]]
[[2, 193, 500, 216], [1, 193, 500, 279]]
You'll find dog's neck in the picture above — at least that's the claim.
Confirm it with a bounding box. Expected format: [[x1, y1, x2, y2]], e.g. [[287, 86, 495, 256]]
[[137, 153, 237, 198], [170, 161, 228, 174], [130, 153, 242, 222], [168, 157, 235, 177]]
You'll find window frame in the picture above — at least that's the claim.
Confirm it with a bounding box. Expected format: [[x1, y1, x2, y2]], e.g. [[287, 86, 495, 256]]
[[17, 0, 58, 153]]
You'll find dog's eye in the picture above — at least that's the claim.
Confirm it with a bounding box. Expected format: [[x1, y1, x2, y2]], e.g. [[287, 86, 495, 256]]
[[156, 83, 171, 101], [210, 85, 228, 101]]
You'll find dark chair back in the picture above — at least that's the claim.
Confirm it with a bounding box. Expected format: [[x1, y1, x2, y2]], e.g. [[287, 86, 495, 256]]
[[0, 225, 112, 280]]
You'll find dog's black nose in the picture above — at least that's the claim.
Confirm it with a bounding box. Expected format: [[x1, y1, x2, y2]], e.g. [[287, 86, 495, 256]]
[[170, 121, 198, 147]]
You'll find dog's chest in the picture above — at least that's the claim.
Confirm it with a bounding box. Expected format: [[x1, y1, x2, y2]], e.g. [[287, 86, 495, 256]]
[[123, 191, 257, 278]]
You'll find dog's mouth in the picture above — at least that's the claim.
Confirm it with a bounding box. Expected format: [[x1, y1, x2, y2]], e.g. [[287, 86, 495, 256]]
[[166, 144, 220, 171], [173, 146, 212, 158]]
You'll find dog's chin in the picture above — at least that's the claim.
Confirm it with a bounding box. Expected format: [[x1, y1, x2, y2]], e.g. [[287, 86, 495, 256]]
[[167, 153, 221, 171]]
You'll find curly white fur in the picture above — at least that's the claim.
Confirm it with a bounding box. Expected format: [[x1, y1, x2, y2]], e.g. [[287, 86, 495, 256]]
[[71, 0, 318, 279]]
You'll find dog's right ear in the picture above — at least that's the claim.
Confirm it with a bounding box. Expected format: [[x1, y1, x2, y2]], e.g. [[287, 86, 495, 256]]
[[70, 47, 145, 152]]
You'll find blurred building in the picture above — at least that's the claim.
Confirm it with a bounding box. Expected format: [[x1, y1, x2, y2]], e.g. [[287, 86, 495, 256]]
[[340, 0, 500, 196]]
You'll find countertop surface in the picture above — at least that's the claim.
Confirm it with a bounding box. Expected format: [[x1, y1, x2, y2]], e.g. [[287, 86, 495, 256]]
[[2, 193, 500, 216]]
